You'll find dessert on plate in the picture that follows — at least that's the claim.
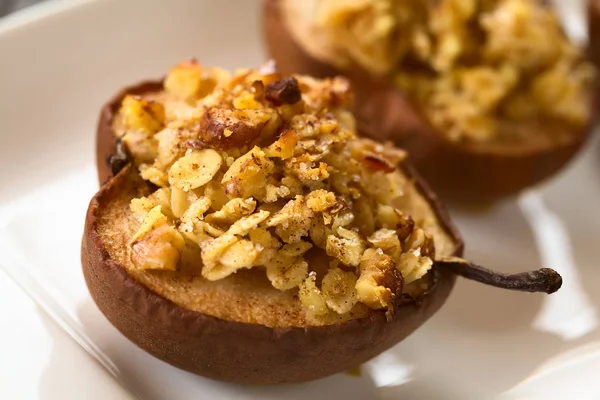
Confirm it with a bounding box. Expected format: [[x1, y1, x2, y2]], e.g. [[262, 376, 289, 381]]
[[83, 60, 561, 384]]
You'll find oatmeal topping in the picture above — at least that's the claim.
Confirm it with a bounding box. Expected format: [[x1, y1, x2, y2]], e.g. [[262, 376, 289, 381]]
[[116, 60, 439, 318]]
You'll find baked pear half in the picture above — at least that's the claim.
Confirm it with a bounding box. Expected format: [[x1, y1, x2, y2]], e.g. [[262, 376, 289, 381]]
[[263, 0, 597, 202], [84, 60, 562, 384]]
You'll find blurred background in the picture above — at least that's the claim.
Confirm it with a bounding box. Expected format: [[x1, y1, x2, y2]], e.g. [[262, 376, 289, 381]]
[[0, 0, 46, 17]]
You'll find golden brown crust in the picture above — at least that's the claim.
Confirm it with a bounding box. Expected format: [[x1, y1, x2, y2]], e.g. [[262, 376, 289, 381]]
[[88, 76, 464, 383], [263, 0, 595, 202]]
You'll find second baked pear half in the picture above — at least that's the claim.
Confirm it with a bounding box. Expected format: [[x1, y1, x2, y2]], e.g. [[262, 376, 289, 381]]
[[264, 0, 597, 202]]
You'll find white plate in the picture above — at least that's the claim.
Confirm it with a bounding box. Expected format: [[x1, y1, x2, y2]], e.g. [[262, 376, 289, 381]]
[[1, 0, 599, 399], [0, 264, 133, 399]]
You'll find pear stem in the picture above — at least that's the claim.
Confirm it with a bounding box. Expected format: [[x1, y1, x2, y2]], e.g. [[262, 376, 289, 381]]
[[107, 137, 129, 177], [435, 257, 562, 294]]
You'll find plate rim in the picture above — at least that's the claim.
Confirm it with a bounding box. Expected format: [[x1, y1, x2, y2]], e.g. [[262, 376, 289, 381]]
[[0, 0, 100, 35]]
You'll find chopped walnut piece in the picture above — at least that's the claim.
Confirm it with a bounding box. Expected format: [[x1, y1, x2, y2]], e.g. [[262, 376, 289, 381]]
[[251, 80, 266, 101], [232, 90, 263, 110], [264, 130, 298, 159], [367, 229, 402, 259], [280, 240, 313, 257], [331, 210, 354, 232], [356, 248, 403, 310], [397, 248, 433, 284], [130, 206, 185, 271], [306, 189, 338, 212], [394, 210, 416, 241], [286, 158, 330, 187], [164, 59, 216, 101], [264, 184, 292, 203], [268, 196, 315, 243], [130, 188, 173, 222], [120, 95, 165, 134], [130, 197, 158, 222], [281, 176, 304, 197], [199, 107, 279, 150], [265, 77, 302, 105], [404, 228, 435, 258], [296, 75, 354, 109], [130, 224, 185, 271]]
